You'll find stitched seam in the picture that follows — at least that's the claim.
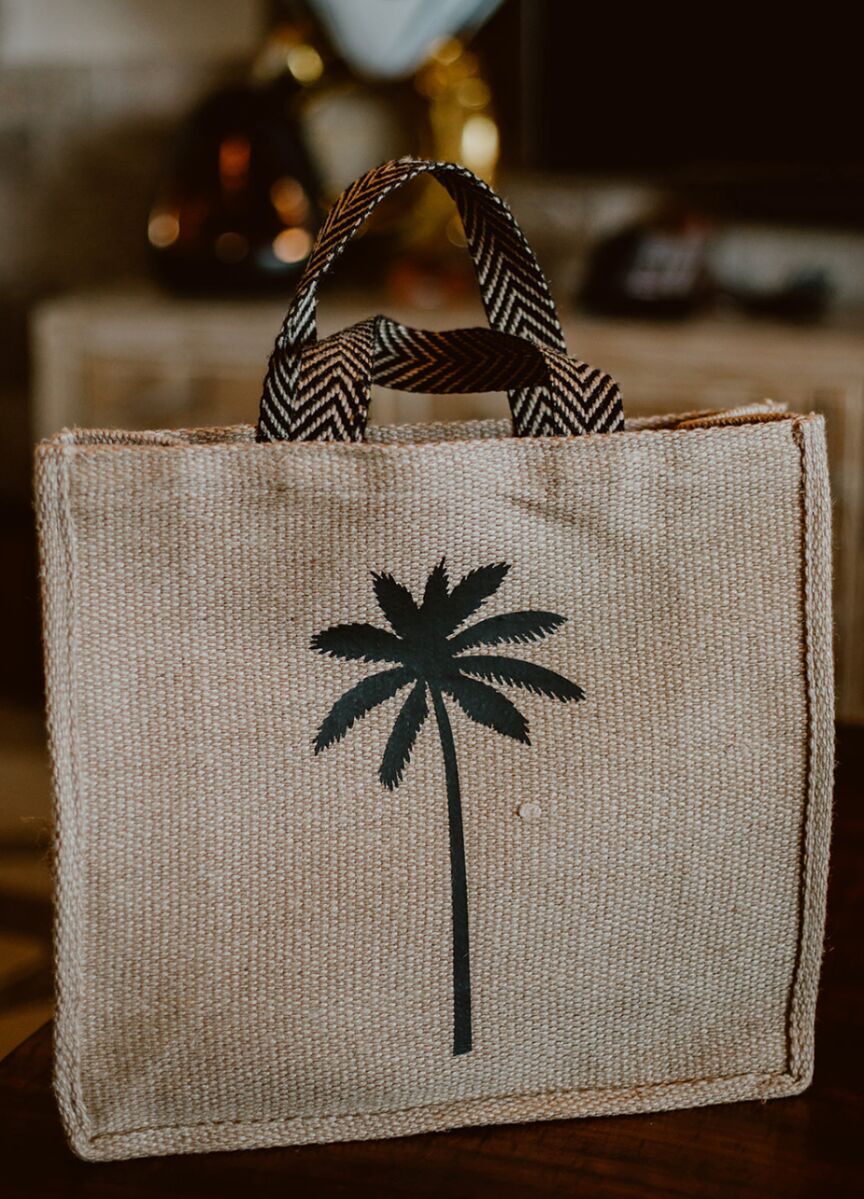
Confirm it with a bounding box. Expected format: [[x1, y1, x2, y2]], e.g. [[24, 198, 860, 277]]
[[53, 446, 89, 1133], [783, 418, 821, 1078], [42, 415, 810, 455], [86, 1068, 802, 1143]]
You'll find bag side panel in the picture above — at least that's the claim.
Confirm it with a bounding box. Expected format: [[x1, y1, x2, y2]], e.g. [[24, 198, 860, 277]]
[[35, 441, 93, 1151]]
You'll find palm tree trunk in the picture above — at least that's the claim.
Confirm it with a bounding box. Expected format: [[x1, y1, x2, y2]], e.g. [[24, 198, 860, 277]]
[[430, 687, 472, 1056]]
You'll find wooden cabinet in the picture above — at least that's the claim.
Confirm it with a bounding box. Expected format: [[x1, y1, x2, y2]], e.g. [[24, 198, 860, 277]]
[[32, 291, 864, 720]]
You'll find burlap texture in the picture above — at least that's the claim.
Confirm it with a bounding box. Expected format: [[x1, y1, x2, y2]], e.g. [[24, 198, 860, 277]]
[[35, 409, 834, 1161]]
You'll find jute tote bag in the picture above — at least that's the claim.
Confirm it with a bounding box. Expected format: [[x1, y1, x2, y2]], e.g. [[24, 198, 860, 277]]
[[36, 159, 834, 1162]]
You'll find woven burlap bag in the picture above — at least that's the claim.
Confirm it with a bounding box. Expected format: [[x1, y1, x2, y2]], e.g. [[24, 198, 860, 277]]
[[36, 407, 833, 1161], [35, 162, 833, 1160]]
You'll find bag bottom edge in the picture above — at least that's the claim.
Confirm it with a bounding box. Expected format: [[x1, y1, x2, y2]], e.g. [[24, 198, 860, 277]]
[[61, 1067, 811, 1163]]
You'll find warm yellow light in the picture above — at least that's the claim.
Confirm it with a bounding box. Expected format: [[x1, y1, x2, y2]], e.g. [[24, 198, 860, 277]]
[[286, 44, 323, 84], [460, 114, 499, 173], [272, 227, 312, 264], [456, 78, 490, 110], [432, 37, 462, 66], [270, 177, 309, 224], [214, 231, 249, 263], [148, 209, 180, 248]]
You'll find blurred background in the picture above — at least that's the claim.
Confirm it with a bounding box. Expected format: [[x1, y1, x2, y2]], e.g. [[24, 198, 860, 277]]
[[1, 0, 862, 1055]]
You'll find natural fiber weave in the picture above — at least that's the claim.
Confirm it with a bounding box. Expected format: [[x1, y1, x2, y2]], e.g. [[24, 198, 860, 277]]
[[36, 407, 833, 1161]]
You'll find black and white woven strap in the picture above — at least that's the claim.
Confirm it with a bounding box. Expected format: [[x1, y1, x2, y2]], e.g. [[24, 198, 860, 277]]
[[292, 316, 623, 441], [258, 157, 623, 442]]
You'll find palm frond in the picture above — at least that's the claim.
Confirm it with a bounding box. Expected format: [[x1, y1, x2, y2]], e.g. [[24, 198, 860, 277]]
[[379, 680, 429, 790], [441, 674, 529, 744], [449, 610, 566, 652], [314, 666, 413, 753], [457, 655, 584, 701], [441, 562, 510, 634], [372, 571, 421, 638], [311, 622, 406, 664], [419, 558, 450, 630]]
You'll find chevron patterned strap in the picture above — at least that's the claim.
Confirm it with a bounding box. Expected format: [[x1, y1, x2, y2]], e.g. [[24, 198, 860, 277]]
[[258, 158, 624, 442], [292, 317, 623, 441]]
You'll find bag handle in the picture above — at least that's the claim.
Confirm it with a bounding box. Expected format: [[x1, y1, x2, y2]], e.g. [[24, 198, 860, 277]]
[[291, 315, 623, 440], [258, 158, 621, 441]]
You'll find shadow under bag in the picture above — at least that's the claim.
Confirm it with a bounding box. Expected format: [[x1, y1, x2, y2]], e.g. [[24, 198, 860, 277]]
[[35, 158, 834, 1161]]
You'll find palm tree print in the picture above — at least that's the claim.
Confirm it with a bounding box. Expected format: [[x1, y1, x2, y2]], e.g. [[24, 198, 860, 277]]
[[311, 559, 584, 1056]]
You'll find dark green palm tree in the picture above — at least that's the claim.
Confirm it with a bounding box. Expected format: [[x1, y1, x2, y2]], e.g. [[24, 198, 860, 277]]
[[311, 559, 583, 1056]]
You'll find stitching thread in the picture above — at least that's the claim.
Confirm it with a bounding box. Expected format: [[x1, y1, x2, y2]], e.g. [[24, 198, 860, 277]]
[[88, 1067, 805, 1144], [42, 413, 816, 456]]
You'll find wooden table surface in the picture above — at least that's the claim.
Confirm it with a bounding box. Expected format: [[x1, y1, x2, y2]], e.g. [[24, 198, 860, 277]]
[[1, 727, 861, 1198]]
